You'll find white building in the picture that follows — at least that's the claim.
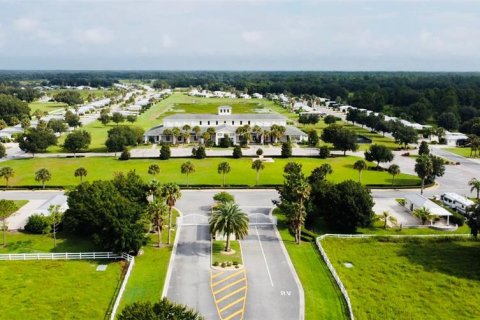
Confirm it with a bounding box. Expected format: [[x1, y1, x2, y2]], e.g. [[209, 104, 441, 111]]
[[144, 106, 307, 145], [404, 193, 452, 225], [444, 132, 469, 146]]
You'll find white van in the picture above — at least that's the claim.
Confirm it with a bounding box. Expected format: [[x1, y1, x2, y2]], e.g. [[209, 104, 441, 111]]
[[441, 193, 475, 215]]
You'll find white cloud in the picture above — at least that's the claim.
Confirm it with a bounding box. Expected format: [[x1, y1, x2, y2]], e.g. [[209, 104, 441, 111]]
[[14, 17, 38, 31], [161, 34, 174, 48], [73, 27, 113, 45], [14, 17, 63, 45], [241, 31, 263, 44]]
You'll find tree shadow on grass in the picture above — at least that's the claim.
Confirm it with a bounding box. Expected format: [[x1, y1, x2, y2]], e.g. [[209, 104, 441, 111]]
[[397, 238, 480, 281]]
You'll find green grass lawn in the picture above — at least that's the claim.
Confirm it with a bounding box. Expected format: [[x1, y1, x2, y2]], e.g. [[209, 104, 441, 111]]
[[212, 240, 243, 266], [119, 210, 178, 309], [0, 156, 420, 187], [0, 231, 95, 253], [321, 237, 480, 320], [0, 259, 124, 319], [28, 101, 67, 114], [274, 211, 348, 320], [445, 147, 479, 158], [3, 200, 29, 217]]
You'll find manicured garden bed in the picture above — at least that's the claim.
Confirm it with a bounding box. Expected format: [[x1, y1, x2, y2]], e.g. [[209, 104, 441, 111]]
[[212, 240, 243, 268]]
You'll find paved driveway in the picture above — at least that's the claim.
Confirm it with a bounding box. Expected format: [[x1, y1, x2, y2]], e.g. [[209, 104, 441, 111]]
[[166, 190, 303, 320]]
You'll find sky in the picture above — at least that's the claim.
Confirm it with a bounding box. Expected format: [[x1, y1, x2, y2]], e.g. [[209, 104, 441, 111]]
[[0, 0, 479, 71]]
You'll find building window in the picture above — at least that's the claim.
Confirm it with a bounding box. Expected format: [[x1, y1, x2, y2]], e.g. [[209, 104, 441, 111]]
[[216, 121, 218, 125], [200, 121, 202, 125], [240, 121, 243, 125], [208, 121, 210, 125], [224, 121, 226, 124], [248, 121, 251, 125], [232, 121, 234, 125]]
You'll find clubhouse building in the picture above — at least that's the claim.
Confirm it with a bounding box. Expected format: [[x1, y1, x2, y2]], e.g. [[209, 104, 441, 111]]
[[144, 106, 307, 145]]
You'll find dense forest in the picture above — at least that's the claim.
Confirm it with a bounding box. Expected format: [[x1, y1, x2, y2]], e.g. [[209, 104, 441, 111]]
[[1, 71, 480, 129]]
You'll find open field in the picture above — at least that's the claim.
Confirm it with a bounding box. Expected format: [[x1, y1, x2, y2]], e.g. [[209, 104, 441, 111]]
[[212, 240, 243, 266], [322, 237, 480, 320], [274, 211, 347, 320], [120, 210, 178, 309], [0, 156, 421, 187], [28, 101, 67, 114], [445, 147, 479, 158], [0, 259, 124, 319], [0, 231, 95, 253], [47, 88, 115, 101], [3, 200, 28, 217]]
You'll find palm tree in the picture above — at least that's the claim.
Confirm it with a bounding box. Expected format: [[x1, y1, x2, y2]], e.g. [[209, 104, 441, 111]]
[[163, 128, 173, 143], [378, 211, 397, 229], [388, 164, 401, 186], [262, 130, 271, 144], [209, 202, 249, 252], [252, 125, 262, 143], [161, 183, 182, 245], [171, 127, 181, 144], [74, 167, 87, 182], [148, 164, 160, 179], [353, 160, 367, 183], [147, 198, 168, 247], [192, 125, 201, 140], [469, 178, 480, 199], [0, 167, 14, 189], [413, 207, 435, 225], [469, 135, 480, 158], [0, 200, 16, 247], [415, 155, 433, 195], [251, 159, 265, 185], [217, 162, 231, 187], [270, 124, 286, 143], [180, 161, 195, 187], [35, 168, 51, 189], [291, 180, 311, 244]]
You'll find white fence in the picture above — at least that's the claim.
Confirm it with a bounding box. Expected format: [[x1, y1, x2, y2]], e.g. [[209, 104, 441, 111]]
[[315, 233, 473, 320], [110, 256, 135, 320], [0, 251, 133, 261]]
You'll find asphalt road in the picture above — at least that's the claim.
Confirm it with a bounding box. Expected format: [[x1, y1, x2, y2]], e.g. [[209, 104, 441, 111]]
[[166, 190, 303, 320]]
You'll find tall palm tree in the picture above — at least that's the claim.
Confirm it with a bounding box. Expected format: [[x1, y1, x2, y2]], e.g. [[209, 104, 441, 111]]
[[262, 130, 271, 144], [251, 159, 265, 186], [469, 178, 480, 199], [469, 135, 480, 158], [163, 128, 173, 143], [147, 198, 168, 247], [388, 164, 401, 186], [209, 202, 249, 252], [291, 180, 311, 244], [148, 164, 160, 179], [415, 155, 433, 195], [171, 127, 181, 144], [180, 161, 195, 187], [0, 200, 16, 247], [0, 167, 14, 189], [217, 162, 231, 187], [161, 183, 182, 245], [413, 207, 435, 225], [35, 168, 51, 189], [378, 211, 397, 229], [252, 125, 262, 143], [270, 124, 286, 143], [74, 167, 88, 182], [192, 125, 201, 140], [353, 160, 367, 183]]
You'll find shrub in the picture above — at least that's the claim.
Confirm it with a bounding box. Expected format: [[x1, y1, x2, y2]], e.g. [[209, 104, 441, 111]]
[[213, 261, 219, 267], [281, 142, 292, 158], [193, 146, 206, 159], [449, 212, 465, 226], [232, 145, 242, 158], [319, 146, 330, 159], [256, 148, 263, 156], [226, 261, 232, 267], [233, 261, 239, 266], [159, 144, 171, 160], [119, 148, 131, 160], [219, 135, 232, 148], [221, 262, 226, 268], [24, 214, 50, 234]]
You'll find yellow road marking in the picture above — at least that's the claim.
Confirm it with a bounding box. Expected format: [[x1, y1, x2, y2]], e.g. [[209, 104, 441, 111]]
[[219, 296, 246, 313], [210, 271, 223, 318], [223, 308, 243, 320], [211, 271, 225, 279], [213, 277, 246, 295], [216, 286, 247, 303], [212, 270, 244, 287]]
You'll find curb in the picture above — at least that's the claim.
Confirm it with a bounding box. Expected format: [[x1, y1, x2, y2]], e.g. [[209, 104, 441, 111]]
[[161, 207, 182, 298]]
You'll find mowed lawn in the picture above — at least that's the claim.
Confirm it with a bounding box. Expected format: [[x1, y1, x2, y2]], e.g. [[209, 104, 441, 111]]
[[28, 101, 67, 114], [0, 156, 420, 187], [321, 238, 480, 320], [0, 260, 124, 319], [445, 147, 479, 158], [275, 212, 347, 320]]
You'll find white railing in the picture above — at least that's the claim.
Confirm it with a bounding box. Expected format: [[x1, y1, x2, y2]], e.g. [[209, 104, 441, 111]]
[[0, 251, 134, 261], [315, 233, 473, 320], [110, 256, 135, 320]]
